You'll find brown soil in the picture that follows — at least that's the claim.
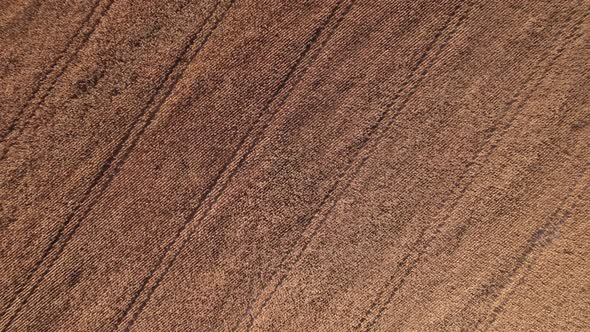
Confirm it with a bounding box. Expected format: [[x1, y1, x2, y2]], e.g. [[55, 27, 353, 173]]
[[1, 0, 589, 331]]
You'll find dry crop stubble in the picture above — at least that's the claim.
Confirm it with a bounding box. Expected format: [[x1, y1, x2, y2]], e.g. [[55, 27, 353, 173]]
[[1, 0, 589, 331]]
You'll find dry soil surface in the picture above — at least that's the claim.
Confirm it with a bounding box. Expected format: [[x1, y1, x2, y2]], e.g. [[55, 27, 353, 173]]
[[0, 0, 589, 331]]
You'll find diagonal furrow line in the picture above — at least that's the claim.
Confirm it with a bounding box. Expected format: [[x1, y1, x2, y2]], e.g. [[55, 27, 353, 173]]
[[0, 0, 103, 141], [0, 0, 112, 319], [477, 169, 590, 332], [241, 2, 473, 331], [0, 0, 114, 159], [0, 1, 226, 330], [228, 2, 357, 331], [438, 167, 589, 331], [357, 9, 588, 332], [112, 1, 354, 330], [232, 1, 361, 328]]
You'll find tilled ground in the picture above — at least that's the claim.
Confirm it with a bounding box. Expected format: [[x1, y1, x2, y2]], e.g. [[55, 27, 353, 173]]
[[0, 0, 589, 331]]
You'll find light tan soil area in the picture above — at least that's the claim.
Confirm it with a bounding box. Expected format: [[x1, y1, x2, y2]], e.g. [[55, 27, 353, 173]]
[[1, 0, 589, 331]]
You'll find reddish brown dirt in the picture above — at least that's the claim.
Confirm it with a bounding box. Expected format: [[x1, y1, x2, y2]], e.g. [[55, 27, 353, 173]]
[[1, 0, 589, 331]]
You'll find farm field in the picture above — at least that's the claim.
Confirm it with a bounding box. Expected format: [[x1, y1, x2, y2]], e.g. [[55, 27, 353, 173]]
[[0, 0, 589, 331]]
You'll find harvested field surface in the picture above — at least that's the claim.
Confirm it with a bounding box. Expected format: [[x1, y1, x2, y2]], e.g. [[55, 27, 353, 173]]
[[1, 0, 589, 331]]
